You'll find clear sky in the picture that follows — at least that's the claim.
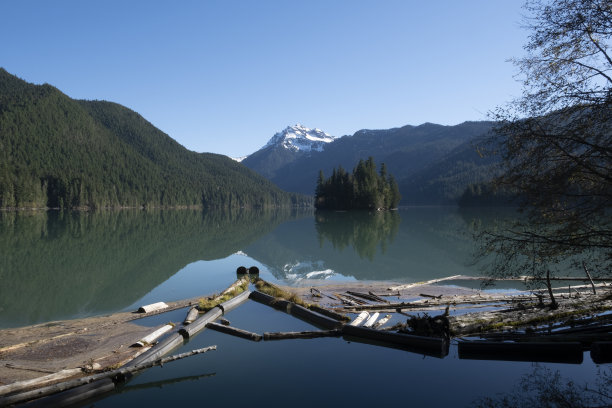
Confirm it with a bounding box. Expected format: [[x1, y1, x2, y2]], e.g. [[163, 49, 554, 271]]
[[1, 0, 527, 157]]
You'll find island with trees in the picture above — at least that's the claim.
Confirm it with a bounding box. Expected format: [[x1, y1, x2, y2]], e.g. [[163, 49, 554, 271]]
[[314, 157, 400, 210]]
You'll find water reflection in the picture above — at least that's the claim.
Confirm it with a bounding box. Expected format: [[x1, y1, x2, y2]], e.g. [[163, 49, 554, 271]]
[[0, 209, 303, 328], [314, 210, 400, 260], [473, 365, 612, 408]]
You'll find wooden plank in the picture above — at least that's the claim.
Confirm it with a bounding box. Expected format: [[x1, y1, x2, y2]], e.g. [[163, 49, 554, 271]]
[[205, 322, 262, 342], [349, 311, 370, 326], [137, 302, 169, 313]]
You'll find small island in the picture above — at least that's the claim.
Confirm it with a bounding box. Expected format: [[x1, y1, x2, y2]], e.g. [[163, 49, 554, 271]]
[[315, 157, 401, 210]]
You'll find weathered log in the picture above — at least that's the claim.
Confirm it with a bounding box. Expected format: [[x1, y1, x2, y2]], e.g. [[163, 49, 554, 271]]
[[363, 312, 380, 328], [308, 305, 350, 322], [179, 307, 223, 339], [349, 311, 370, 326], [263, 329, 342, 341], [342, 324, 448, 356], [288, 304, 344, 330], [0, 346, 216, 406], [220, 277, 249, 296], [217, 290, 251, 314], [0, 368, 83, 396], [334, 293, 359, 306], [388, 275, 462, 291], [219, 318, 231, 326], [458, 341, 583, 364], [205, 322, 262, 342], [248, 290, 292, 311], [346, 291, 387, 303], [126, 332, 185, 368], [137, 301, 168, 313], [372, 314, 392, 329], [132, 323, 174, 347], [591, 341, 612, 364], [183, 307, 199, 325]]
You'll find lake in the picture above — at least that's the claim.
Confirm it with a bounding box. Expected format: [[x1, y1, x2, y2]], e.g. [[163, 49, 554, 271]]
[[0, 207, 493, 328], [1, 208, 608, 407]]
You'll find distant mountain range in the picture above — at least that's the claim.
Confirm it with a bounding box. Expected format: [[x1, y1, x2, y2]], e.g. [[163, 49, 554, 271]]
[[242, 121, 499, 205], [0, 69, 308, 209]]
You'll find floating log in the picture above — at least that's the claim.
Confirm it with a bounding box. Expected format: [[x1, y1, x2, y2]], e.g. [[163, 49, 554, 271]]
[[248, 266, 259, 275], [132, 323, 174, 347], [183, 307, 199, 325], [591, 341, 612, 364], [333, 293, 358, 306], [349, 312, 370, 326], [263, 329, 342, 341], [180, 307, 223, 339], [126, 333, 185, 368], [0, 368, 82, 396], [2, 346, 217, 407], [217, 290, 251, 314], [388, 275, 462, 291], [372, 314, 392, 329], [205, 322, 262, 342], [236, 266, 247, 274], [308, 305, 350, 322], [137, 301, 168, 313], [288, 304, 344, 330], [219, 318, 231, 326], [249, 290, 288, 311], [342, 324, 448, 356], [458, 341, 583, 364], [363, 312, 380, 328]]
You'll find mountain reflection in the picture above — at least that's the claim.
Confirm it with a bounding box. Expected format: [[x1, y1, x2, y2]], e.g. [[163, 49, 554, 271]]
[[315, 210, 401, 261], [0, 209, 302, 328]]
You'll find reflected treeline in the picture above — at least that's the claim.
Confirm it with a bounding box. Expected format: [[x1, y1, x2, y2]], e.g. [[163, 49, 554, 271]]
[[0, 209, 305, 328], [473, 366, 612, 408], [247, 208, 492, 282], [315, 210, 400, 261]]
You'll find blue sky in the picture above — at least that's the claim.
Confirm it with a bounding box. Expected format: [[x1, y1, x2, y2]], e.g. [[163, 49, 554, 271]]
[[1, 0, 527, 157]]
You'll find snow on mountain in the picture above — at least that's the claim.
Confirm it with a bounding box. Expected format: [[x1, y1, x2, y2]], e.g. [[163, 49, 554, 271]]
[[231, 156, 247, 162], [264, 124, 335, 153]]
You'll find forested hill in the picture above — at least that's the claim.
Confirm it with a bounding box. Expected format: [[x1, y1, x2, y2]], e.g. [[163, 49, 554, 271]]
[[0, 69, 307, 209]]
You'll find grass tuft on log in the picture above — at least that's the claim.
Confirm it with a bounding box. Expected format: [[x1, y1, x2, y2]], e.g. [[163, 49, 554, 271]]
[[198, 279, 249, 311]]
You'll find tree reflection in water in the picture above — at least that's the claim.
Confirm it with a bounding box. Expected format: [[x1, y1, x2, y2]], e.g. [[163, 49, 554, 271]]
[[474, 366, 612, 408], [315, 210, 400, 261]]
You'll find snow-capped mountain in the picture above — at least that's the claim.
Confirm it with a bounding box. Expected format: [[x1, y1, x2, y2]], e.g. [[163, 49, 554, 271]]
[[264, 124, 335, 153]]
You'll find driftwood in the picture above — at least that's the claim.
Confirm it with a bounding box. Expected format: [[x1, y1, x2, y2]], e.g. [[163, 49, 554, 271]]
[[458, 341, 583, 364], [342, 324, 448, 356], [372, 314, 392, 329], [308, 305, 350, 322], [346, 291, 388, 303], [363, 312, 380, 328], [183, 307, 199, 325], [263, 329, 342, 341], [388, 275, 462, 291], [205, 322, 262, 342], [137, 302, 168, 313], [0, 346, 217, 406], [349, 312, 370, 326], [132, 324, 174, 347], [288, 304, 344, 330], [219, 318, 231, 326], [0, 368, 83, 396]]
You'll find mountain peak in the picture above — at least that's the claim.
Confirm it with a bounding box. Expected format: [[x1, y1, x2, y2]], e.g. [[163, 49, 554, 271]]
[[265, 124, 335, 153]]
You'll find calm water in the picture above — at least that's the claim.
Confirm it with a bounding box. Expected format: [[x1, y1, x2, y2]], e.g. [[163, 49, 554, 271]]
[[1, 208, 609, 407], [0, 207, 492, 328]]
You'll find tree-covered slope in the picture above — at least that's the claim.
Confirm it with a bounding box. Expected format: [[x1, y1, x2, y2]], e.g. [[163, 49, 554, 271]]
[[248, 121, 495, 203], [0, 68, 306, 209]]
